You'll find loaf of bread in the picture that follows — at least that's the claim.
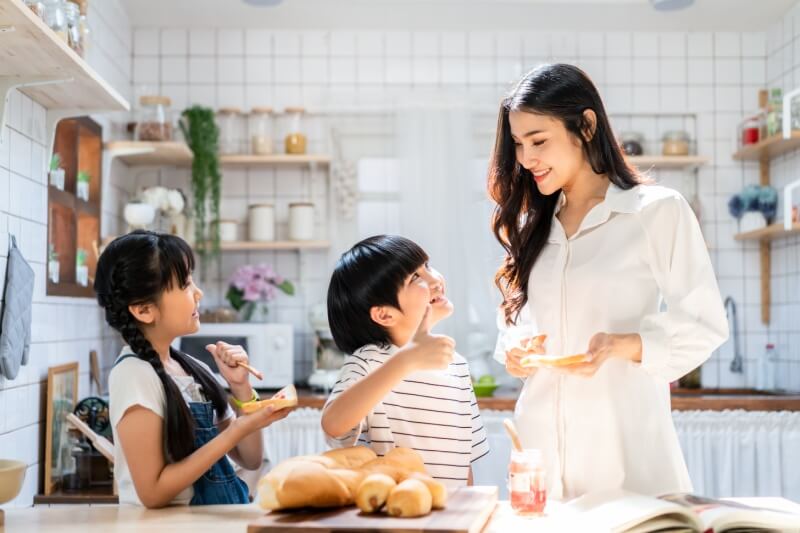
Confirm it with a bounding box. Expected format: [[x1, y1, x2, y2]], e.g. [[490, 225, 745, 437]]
[[256, 446, 448, 516]]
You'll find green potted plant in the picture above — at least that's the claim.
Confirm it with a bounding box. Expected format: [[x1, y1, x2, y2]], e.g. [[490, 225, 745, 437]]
[[75, 248, 88, 287], [76, 170, 90, 201], [180, 106, 221, 276], [48, 244, 60, 284], [49, 153, 65, 190]]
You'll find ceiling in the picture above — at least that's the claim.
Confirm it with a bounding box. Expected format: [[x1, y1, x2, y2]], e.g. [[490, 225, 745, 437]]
[[121, 0, 796, 31]]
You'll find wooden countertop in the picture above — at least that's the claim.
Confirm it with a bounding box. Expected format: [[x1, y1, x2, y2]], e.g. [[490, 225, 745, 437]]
[[6, 497, 800, 532], [289, 387, 800, 411]]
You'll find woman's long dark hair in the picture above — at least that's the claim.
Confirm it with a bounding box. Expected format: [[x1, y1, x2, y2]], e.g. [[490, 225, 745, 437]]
[[94, 230, 228, 462], [489, 63, 643, 325]]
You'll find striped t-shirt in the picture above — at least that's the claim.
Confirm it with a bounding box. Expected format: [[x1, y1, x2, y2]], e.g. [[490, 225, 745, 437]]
[[323, 344, 490, 488]]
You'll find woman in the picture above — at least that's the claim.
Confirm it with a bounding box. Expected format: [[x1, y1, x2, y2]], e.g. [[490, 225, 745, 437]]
[[489, 63, 728, 499]]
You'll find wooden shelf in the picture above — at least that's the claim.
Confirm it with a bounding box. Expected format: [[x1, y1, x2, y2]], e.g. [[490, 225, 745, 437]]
[[0, 0, 128, 112], [105, 141, 193, 166], [218, 240, 330, 251], [627, 155, 708, 169], [732, 132, 800, 161], [735, 222, 800, 242], [219, 154, 330, 167]]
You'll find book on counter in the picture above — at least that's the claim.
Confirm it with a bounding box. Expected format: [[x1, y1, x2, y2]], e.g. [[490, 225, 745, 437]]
[[564, 489, 800, 533]]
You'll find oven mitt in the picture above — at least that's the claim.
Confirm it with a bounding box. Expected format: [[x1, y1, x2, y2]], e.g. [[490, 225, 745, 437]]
[[0, 235, 34, 380]]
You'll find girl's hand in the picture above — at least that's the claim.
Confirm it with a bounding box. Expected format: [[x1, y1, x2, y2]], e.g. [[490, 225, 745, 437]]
[[232, 404, 294, 437], [505, 336, 546, 378], [559, 332, 642, 377], [206, 341, 251, 392]]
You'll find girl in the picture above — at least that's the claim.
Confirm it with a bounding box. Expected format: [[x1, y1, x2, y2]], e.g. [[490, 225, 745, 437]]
[[94, 230, 292, 508], [490, 64, 729, 498]]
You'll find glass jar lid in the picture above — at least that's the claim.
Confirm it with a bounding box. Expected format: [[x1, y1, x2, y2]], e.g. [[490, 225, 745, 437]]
[[250, 107, 274, 115], [218, 107, 243, 115], [139, 95, 171, 107], [284, 106, 306, 114], [662, 130, 690, 141]]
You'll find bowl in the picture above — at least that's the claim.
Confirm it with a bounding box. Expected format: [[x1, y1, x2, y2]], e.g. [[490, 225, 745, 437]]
[[473, 383, 499, 398], [123, 202, 156, 229], [0, 459, 26, 504]]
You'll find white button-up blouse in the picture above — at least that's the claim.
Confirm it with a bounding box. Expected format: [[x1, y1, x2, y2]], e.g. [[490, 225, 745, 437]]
[[494, 183, 729, 500]]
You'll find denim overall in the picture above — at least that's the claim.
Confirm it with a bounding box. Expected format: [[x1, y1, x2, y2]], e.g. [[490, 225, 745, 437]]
[[115, 354, 250, 505]]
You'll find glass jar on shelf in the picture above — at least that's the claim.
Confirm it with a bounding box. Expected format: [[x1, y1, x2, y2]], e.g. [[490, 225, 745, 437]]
[[661, 130, 690, 156], [217, 108, 245, 155], [64, 1, 81, 54], [766, 88, 783, 137], [284, 106, 308, 155], [248, 107, 274, 155], [740, 114, 762, 146], [43, 0, 68, 43], [619, 131, 644, 156], [76, 0, 90, 57], [23, 0, 45, 18], [134, 96, 173, 142]]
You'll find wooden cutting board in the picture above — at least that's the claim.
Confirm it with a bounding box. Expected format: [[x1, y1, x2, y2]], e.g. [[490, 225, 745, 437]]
[[247, 486, 498, 533]]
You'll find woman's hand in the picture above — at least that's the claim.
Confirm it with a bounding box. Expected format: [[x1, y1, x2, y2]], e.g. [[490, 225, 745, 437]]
[[560, 333, 643, 377], [206, 341, 251, 397], [504, 335, 546, 378]]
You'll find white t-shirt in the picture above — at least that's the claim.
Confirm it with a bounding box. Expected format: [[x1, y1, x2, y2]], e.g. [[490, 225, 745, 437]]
[[109, 347, 235, 506], [323, 344, 490, 489]]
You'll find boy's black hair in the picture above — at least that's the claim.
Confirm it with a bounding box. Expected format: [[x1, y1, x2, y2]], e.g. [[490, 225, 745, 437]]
[[327, 235, 429, 354]]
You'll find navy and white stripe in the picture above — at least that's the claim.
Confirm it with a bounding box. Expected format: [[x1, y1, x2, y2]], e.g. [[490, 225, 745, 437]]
[[323, 344, 490, 488]]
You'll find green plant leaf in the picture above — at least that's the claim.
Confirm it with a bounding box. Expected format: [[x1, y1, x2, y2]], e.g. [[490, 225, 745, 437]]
[[181, 105, 222, 277], [225, 286, 245, 311], [277, 280, 295, 295]]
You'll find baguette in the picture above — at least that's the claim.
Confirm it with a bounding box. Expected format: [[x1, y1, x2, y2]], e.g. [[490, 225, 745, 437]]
[[322, 446, 377, 469]]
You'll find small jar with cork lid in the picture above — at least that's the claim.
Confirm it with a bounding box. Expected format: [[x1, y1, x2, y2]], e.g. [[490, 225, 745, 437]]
[[284, 107, 308, 155], [217, 107, 245, 155], [249, 107, 274, 155], [134, 96, 173, 142]]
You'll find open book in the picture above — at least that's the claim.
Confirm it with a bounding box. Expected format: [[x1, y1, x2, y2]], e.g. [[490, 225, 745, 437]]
[[564, 489, 800, 533]]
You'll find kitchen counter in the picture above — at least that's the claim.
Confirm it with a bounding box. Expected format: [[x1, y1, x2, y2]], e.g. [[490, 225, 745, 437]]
[[291, 387, 800, 411], [5, 497, 800, 532]]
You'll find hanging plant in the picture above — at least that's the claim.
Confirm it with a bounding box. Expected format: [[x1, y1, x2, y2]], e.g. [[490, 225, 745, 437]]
[[180, 106, 221, 275]]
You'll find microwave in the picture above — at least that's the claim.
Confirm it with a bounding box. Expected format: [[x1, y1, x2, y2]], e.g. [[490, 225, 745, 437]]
[[173, 322, 294, 390]]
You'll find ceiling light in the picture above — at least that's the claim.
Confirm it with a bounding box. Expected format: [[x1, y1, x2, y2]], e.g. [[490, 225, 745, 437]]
[[650, 0, 694, 11]]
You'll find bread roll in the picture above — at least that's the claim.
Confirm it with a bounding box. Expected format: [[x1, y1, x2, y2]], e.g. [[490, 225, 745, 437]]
[[322, 446, 377, 469], [408, 472, 447, 509], [386, 478, 432, 518], [355, 473, 396, 513], [359, 458, 410, 483], [328, 468, 367, 503]]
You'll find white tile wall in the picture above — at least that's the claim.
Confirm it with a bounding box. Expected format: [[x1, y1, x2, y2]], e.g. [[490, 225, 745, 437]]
[[0, 0, 132, 507]]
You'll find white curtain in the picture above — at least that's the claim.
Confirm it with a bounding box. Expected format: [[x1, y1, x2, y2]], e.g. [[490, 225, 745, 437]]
[[674, 409, 800, 501], [394, 102, 503, 363], [262, 408, 327, 465]]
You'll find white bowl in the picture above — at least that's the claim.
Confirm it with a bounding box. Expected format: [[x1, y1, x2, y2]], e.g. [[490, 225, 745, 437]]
[[124, 202, 157, 229]]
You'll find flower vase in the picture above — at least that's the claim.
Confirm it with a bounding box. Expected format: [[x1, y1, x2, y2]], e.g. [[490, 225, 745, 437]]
[[242, 302, 270, 323]]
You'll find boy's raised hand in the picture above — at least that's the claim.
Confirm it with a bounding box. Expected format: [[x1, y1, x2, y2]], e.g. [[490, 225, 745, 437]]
[[399, 305, 455, 372]]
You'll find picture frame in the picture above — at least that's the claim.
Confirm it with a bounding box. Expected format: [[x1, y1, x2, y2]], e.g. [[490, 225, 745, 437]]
[[43, 362, 79, 495]]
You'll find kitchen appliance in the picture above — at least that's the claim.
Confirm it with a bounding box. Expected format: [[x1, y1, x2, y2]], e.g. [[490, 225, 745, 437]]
[[307, 304, 345, 392], [173, 322, 293, 390]]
